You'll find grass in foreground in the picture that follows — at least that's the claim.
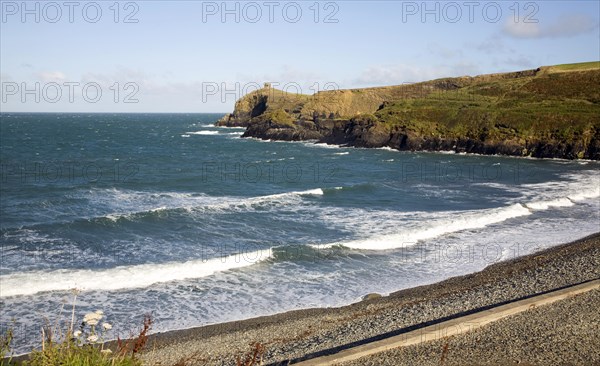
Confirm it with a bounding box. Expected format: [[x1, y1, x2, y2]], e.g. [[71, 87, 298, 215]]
[[1, 294, 152, 366]]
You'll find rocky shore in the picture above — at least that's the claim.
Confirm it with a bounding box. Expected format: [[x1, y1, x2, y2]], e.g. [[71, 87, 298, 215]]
[[217, 62, 600, 160], [139, 233, 600, 366]]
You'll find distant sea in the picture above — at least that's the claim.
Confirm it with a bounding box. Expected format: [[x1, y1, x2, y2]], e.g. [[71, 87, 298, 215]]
[[1, 113, 599, 353]]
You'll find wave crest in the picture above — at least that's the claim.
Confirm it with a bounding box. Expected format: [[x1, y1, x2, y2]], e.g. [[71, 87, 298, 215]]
[[0, 248, 273, 297]]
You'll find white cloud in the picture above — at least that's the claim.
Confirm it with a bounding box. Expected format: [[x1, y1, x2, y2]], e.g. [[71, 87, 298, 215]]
[[503, 56, 534, 68], [448, 62, 481, 77], [80, 67, 182, 98], [503, 14, 598, 39], [233, 65, 332, 96], [427, 43, 463, 59], [236, 65, 325, 87], [82, 67, 151, 86], [35, 71, 66, 82], [503, 20, 541, 38], [545, 14, 599, 37], [352, 63, 481, 87], [353, 64, 437, 86]]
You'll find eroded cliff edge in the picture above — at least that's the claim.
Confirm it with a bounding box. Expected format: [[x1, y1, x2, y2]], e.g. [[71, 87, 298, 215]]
[[216, 62, 600, 160]]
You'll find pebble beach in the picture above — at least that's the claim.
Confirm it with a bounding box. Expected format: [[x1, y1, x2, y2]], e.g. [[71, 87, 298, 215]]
[[139, 232, 600, 366]]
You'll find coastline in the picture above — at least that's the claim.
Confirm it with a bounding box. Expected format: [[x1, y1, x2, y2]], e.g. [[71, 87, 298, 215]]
[[217, 63, 600, 161], [239, 133, 600, 164], [139, 232, 600, 366]]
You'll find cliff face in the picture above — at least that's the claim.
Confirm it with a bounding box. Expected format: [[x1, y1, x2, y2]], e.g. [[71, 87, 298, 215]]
[[216, 87, 270, 127], [217, 62, 600, 160]]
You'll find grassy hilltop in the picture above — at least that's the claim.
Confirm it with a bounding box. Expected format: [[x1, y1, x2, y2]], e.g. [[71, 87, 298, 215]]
[[217, 62, 600, 159]]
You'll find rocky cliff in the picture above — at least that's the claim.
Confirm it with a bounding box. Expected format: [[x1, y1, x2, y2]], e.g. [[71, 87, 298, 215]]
[[216, 62, 600, 160]]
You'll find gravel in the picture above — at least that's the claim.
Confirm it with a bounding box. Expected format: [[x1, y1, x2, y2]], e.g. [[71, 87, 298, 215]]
[[340, 288, 600, 366], [139, 233, 600, 366]]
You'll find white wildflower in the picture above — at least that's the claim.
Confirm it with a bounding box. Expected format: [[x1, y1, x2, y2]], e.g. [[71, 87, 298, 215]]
[[102, 322, 112, 330], [94, 310, 104, 316], [100, 349, 112, 355], [87, 334, 98, 343], [87, 318, 99, 326], [83, 312, 102, 324], [73, 330, 82, 337]]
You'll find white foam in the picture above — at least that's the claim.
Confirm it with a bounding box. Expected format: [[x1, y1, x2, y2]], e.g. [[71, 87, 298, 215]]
[[311, 171, 599, 251], [473, 171, 599, 207], [82, 189, 216, 220], [83, 188, 325, 221], [472, 182, 516, 190], [334, 152, 349, 155], [207, 188, 324, 213], [104, 213, 121, 222], [211, 125, 246, 129], [294, 188, 323, 195], [307, 143, 342, 149], [520, 172, 599, 205], [567, 186, 600, 202], [150, 206, 168, 212], [187, 131, 220, 135], [313, 204, 532, 251], [181, 134, 190, 138], [233, 188, 323, 204], [525, 198, 574, 210], [0, 249, 273, 297]]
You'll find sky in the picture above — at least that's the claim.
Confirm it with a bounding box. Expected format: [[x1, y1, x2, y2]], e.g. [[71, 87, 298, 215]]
[[1, 0, 599, 112]]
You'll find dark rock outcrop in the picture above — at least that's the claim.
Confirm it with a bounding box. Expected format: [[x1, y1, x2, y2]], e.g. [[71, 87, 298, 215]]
[[242, 119, 323, 141], [216, 86, 271, 127]]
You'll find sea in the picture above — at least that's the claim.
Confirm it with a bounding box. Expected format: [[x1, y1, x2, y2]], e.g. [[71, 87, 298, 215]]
[[1, 112, 599, 353]]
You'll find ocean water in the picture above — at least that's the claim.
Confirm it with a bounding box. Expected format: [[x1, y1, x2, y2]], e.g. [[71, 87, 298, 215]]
[[1, 112, 599, 353]]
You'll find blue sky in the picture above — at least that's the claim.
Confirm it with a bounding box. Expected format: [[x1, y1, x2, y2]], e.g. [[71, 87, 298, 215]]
[[1, 0, 599, 112]]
